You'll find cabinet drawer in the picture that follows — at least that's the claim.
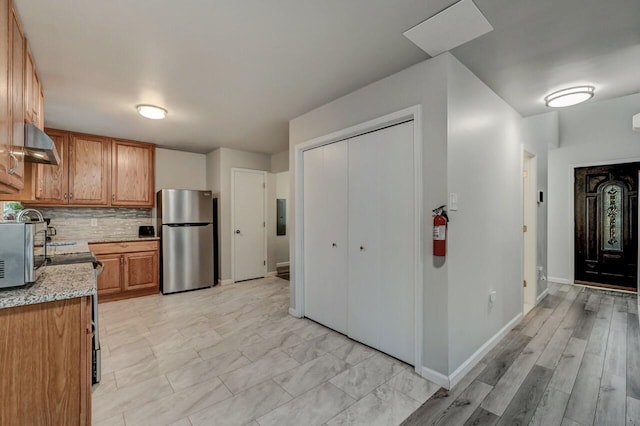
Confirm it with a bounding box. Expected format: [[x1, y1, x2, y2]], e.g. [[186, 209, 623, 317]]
[[89, 240, 158, 255]]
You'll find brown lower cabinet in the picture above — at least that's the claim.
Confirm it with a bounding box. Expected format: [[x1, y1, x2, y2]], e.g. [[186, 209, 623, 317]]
[[91, 240, 159, 302], [0, 296, 92, 425]]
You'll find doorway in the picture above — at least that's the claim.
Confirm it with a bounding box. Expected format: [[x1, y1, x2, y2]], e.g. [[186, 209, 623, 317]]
[[231, 168, 267, 282], [574, 162, 639, 291], [523, 151, 537, 314]]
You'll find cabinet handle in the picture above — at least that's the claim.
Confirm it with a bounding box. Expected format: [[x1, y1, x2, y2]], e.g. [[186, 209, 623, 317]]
[[112, 194, 115, 201], [63, 193, 67, 200], [8, 152, 18, 175], [69, 193, 73, 199]]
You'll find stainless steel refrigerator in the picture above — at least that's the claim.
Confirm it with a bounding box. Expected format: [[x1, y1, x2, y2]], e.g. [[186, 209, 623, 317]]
[[157, 189, 218, 294]]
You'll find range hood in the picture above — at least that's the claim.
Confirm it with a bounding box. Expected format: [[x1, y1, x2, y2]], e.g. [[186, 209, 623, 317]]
[[23, 123, 59, 165]]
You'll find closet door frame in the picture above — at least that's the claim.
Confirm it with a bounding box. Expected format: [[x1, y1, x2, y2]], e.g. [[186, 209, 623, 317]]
[[293, 105, 424, 371]]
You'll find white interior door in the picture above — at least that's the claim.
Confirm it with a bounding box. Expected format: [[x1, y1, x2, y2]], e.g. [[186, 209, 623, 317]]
[[303, 140, 349, 334], [348, 121, 415, 364], [232, 169, 266, 282]]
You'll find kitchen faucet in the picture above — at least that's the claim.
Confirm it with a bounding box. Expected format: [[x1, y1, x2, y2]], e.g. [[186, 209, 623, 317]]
[[15, 208, 45, 223]]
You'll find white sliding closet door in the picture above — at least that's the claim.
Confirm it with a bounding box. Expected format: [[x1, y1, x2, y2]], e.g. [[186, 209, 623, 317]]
[[348, 121, 415, 364], [303, 140, 349, 334]]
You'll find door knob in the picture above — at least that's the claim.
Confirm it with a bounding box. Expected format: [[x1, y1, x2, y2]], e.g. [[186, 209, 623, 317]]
[[235, 230, 241, 234]]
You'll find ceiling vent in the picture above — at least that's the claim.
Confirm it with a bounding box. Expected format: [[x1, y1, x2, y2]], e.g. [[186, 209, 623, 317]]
[[403, 0, 493, 57]]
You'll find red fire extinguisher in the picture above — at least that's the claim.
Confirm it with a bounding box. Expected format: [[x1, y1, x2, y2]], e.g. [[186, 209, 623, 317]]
[[433, 205, 448, 257]]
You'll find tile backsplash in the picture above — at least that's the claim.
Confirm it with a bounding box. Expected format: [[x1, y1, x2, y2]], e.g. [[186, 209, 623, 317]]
[[38, 207, 153, 241]]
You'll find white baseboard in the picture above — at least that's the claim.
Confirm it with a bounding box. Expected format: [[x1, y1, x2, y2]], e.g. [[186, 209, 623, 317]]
[[266, 271, 277, 277], [536, 288, 550, 304], [220, 279, 234, 286], [289, 307, 303, 318], [548, 277, 572, 285], [419, 312, 523, 390], [276, 261, 290, 268], [418, 366, 450, 389], [448, 312, 523, 389], [568, 281, 637, 295]]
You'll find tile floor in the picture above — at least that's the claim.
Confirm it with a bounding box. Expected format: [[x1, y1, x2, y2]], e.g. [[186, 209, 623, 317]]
[[93, 277, 440, 426]]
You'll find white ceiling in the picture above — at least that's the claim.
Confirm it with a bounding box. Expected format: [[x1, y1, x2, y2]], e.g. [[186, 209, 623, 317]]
[[14, 0, 640, 154]]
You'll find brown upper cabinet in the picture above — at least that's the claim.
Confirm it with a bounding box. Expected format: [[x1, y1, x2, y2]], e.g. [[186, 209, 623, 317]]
[[28, 129, 155, 207], [33, 128, 68, 204], [68, 133, 111, 205], [0, 0, 12, 193], [0, 0, 43, 194], [24, 43, 42, 129], [33, 130, 111, 206], [111, 139, 155, 207]]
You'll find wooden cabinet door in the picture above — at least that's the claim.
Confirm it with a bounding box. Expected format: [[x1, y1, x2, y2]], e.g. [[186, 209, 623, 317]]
[[111, 140, 155, 207], [33, 129, 69, 204], [24, 45, 33, 123], [123, 250, 158, 291], [96, 254, 122, 296], [68, 133, 110, 205], [0, 0, 12, 193], [7, 6, 24, 190], [37, 85, 43, 129]]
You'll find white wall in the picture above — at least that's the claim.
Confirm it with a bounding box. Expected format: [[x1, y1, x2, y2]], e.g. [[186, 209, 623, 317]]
[[154, 148, 208, 228], [521, 112, 559, 297], [289, 53, 554, 380], [156, 148, 207, 191], [206, 147, 271, 282], [290, 54, 450, 375], [271, 150, 289, 173], [548, 93, 640, 283], [446, 57, 526, 372]]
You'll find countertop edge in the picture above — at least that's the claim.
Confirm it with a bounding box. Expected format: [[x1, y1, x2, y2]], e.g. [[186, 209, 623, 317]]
[[0, 288, 97, 310]]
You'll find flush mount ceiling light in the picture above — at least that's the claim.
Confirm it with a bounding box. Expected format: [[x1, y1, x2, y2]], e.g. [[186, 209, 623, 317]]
[[136, 104, 167, 120], [544, 86, 595, 108]]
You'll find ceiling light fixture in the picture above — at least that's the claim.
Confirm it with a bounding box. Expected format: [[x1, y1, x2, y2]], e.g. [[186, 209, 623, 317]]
[[136, 104, 168, 120], [544, 86, 595, 108]]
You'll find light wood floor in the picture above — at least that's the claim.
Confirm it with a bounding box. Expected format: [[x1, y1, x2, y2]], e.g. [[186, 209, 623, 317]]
[[402, 283, 640, 426]]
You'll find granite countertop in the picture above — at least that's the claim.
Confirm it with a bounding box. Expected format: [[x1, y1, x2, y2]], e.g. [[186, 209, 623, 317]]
[[0, 242, 96, 310], [0, 263, 96, 310], [87, 236, 159, 244]]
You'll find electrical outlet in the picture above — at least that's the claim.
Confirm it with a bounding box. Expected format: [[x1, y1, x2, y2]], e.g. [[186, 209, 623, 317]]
[[91, 218, 98, 227]]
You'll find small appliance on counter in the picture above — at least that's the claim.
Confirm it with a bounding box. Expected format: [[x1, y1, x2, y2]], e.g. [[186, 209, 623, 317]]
[[0, 222, 47, 288], [138, 225, 155, 237]]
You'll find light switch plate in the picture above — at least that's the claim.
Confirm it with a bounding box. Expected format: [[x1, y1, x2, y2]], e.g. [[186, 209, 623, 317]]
[[91, 218, 98, 227], [449, 192, 458, 211]]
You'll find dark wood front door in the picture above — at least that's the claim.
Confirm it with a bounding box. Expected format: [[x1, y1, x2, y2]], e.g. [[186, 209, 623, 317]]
[[575, 162, 638, 290]]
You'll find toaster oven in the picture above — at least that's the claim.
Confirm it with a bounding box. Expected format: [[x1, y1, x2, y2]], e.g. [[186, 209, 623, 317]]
[[0, 222, 47, 288]]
